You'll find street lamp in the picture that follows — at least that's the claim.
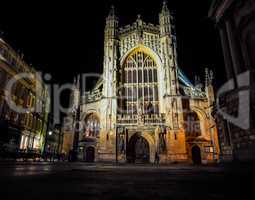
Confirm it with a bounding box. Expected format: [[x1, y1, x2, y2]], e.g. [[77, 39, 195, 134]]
[[48, 131, 53, 136]]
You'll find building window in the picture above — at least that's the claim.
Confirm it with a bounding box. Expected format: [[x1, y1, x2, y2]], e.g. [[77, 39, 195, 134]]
[[120, 50, 159, 115], [184, 112, 201, 138], [84, 113, 100, 138], [33, 137, 40, 149]]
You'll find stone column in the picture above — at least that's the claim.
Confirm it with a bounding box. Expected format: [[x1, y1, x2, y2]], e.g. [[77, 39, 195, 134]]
[[155, 126, 160, 153], [219, 25, 236, 83], [225, 19, 243, 79]]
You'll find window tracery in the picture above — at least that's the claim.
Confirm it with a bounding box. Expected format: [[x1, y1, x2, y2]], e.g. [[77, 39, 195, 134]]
[[120, 50, 159, 115]]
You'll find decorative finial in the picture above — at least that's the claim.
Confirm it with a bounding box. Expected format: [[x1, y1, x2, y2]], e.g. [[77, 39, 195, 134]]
[[137, 14, 143, 27], [0, 30, 5, 41], [205, 68, 214, 86], [161, 0, 169, 13], [205, 68, 209, 86], [109, 5, 115, 16], [73, 77, 77, 85], [76, 74, 80, 89]]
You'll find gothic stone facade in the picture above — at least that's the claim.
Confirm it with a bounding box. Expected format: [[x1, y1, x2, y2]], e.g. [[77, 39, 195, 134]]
[[64, 2, 220, 164]]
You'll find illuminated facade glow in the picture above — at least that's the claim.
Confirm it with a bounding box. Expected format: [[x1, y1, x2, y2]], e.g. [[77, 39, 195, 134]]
[[63, 2, 220, 164]]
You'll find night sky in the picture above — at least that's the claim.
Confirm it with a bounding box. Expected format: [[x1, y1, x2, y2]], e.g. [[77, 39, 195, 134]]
[[0, 0, 225, 107]]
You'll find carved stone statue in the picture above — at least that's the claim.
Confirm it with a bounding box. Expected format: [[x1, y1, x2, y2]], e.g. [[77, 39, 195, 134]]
[[138, 101, 144, 124]]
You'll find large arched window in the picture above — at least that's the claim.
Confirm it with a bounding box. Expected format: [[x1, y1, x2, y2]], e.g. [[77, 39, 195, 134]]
[[84, 113, 100, 138], [119, 50, 159, 115], [184, 112, 201, 138]]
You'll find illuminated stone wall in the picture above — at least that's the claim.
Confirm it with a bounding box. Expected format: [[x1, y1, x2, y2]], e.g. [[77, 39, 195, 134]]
[[63, 2, 220, 164]]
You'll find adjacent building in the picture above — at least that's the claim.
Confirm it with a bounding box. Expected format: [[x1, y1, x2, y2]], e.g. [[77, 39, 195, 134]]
[[63, 1, 220, 164], [0, 37, 50, 154], [44, 114, 64, 156], [209, 0, 255, 162]]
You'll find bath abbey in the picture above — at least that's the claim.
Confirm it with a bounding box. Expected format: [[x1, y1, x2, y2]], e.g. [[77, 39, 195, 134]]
[[63, 1, 220, 164]]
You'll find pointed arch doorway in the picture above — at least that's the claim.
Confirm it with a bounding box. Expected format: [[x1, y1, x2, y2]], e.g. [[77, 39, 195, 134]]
[[192, 145, 202, 165], [85, 146, 95, 162], [127, 133, 150, 164]]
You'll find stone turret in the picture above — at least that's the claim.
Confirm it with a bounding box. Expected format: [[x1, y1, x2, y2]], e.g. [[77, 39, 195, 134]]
[[205, 68, 215, 106], [99, 6, 119, 161], [159, 1, 183, 129], [102, 5, 119, 130]]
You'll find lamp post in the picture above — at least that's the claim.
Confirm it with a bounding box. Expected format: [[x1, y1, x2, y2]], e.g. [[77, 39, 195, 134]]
[[71, 75, 82, 162], [43, 130, 53, 161], [43, 114, 51, 156], [57, 125, 62, 156], [116, 126, 118, 164], [71, 104, 81, 162]]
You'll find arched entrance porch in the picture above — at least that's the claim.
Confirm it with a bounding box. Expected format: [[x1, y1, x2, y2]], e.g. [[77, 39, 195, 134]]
[[127, 133, 150, 164]]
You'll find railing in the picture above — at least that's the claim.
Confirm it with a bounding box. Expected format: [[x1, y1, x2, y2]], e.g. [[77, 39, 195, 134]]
[[0, 144, 66, 162], [183, 86, 207, 99], [117, 113, 165, 126], [82, 89, 102, 104]]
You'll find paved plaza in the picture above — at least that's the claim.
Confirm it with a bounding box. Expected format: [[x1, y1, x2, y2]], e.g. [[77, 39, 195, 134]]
[[0, 162, 252, 200]]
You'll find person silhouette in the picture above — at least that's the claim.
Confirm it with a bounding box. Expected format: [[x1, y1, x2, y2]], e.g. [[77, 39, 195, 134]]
[[154, 152, 160, 165]]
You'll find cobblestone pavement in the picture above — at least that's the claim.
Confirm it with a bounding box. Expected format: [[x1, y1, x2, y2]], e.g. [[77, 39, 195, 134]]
[[0, 162, 252, 200]]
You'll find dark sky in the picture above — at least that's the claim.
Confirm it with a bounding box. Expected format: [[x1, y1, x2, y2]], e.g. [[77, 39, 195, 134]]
[[0, 0, 225, 103]]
